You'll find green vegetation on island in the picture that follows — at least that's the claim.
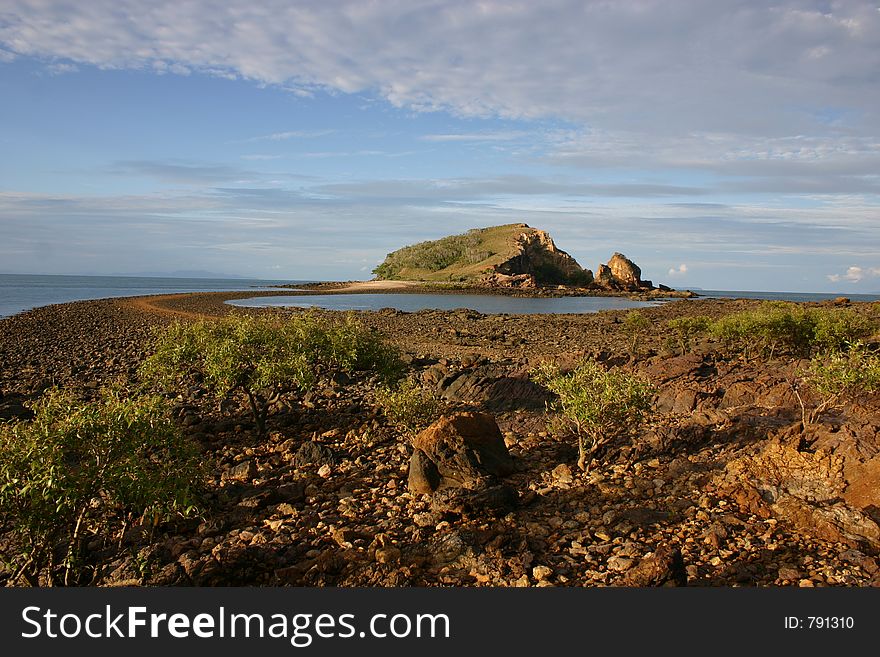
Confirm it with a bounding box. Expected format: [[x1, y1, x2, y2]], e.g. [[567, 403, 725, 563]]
[[372, 223, 592, 285]]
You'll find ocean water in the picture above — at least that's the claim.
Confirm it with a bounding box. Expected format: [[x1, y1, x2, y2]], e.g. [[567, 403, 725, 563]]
[[0, 274, 303, 319], [698, 290, 880, 303]]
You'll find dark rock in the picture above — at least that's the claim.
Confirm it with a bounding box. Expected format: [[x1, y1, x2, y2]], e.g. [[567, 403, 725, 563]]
[[431, 483, 519, 516], [293, 441, 336, 469], [408, 449, 441, 494], [271, 481, 307, 503], [437, 364, 552, 411]]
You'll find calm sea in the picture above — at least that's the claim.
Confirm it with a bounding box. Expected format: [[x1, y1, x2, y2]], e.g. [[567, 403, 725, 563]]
[[0, 274, 303, 319], [2, 275, 877, 319]]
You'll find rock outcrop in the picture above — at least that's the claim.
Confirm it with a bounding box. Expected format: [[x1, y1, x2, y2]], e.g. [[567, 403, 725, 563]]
[[594, 252, 651, 291], [489, 225, 593, 286]]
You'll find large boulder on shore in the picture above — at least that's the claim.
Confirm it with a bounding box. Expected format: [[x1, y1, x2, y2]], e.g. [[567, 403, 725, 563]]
[[408, 412, 514, 494]]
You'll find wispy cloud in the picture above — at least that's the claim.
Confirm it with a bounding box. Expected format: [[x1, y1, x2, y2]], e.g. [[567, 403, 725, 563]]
[[420, 131, 528, 143], [110, 160, 254, 185], [667, 263, 688, 277], [240, 154, 283, 161], [242, 130, 336, 143], [314, 175, 708, 200]]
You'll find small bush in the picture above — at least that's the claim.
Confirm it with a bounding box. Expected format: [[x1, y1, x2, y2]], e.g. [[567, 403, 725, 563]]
[[140, 313, 402, 434], [623, 311, 652, 356], [666, 316, 710, 354], [532, 360, 654, 471], [376, 378, 444, 436], [801, 343, 880, 421], [706, 303, 876, 359], [0, 388, 202, 586], [810, 308, 876, 354]]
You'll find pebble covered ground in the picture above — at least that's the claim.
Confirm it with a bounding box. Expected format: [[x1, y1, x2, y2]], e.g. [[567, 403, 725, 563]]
[[1, 291, 878, 587]]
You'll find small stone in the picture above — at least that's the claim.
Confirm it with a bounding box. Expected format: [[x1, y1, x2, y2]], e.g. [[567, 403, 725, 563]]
[[513, 575, 530, 587], [606, 556, 634, 572], [276, 503, 298, 517], [532, 565, 553, 581], [224, 460, 257, 482], [777, 567, 800, 581], [799, 579, 815, 588], [375, 546, 401, 564], [317, 464, 332, 478], [413, 512, 437, 528], [552, 463, 573, 484]]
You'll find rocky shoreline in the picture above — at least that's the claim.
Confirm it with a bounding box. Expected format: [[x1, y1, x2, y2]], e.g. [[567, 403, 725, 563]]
[[285, 280, 697, 300], [1, 292, 879, 587]]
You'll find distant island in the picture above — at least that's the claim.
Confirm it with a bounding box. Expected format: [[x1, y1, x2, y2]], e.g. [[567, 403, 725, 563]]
[[373, 223, 676, 293]]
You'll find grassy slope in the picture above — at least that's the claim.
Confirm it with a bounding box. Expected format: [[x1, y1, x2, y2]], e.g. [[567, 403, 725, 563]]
[[373, 224, 533, 282]]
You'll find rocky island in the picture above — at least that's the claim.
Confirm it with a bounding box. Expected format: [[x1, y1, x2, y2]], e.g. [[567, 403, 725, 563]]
[[372, 223, 677, 294]]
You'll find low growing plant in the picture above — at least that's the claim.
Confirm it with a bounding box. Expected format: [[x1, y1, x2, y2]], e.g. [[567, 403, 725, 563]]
[[623, 311, 651, 357], [140, 313, 402, 435], [376, 378, 444, 436], [532, 359, 654, 472], [666, 316, 711, 355], [797, 342, 880, 425], [0, 388, 202, 586]]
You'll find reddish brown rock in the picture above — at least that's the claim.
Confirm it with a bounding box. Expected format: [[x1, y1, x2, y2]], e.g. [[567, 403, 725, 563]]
[[408, 412, 514, 493]]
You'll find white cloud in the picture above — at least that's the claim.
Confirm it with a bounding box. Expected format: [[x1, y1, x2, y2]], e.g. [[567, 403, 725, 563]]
[[827, 265, 880, 282], [1, 1, 877, 148], [667, 263, 688, 276]]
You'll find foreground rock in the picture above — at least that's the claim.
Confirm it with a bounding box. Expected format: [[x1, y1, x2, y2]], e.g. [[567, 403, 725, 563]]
[[408, 412, 515, 493]]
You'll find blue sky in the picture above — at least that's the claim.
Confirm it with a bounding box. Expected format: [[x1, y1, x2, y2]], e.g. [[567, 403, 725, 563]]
[[1, 1, 878, 292]]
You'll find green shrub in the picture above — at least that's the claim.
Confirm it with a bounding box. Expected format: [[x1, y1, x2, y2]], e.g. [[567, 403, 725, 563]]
[[373, 231, 493, 278], [140, 313, 402, 435], [666, 316, 710, 354], [705, 303, 875, 359], [376, 378, 444, 436], [806, 343, 880, 407], [623, 311, 652, 356], [809, 308, 876, 353], [0, 388, 202, 586], [532, 360, 654, 471]]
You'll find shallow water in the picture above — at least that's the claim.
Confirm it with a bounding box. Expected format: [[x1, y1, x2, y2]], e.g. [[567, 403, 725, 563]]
[[226, 292, 662, 315]]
